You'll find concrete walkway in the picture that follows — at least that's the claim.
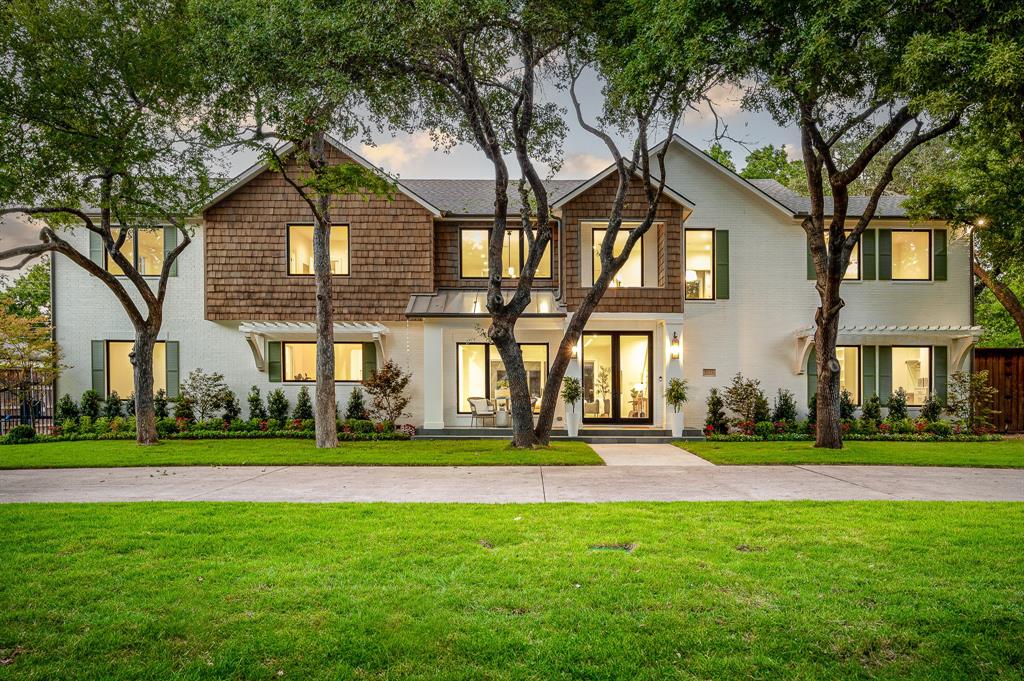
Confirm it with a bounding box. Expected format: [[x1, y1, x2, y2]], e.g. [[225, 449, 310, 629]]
[[1, 464, 1022, 503], [592, 443, 714, 466]]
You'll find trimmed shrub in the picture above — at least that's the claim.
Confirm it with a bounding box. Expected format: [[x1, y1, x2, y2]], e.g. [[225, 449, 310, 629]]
[[705, 388, 729, 435], [156, 418, 178, 438], [7, 424, 36, 443], [920, 393, 943, 423], [771, 389, 798, 423], [887, 388, 909, 421], [345, 388, 369, 420], [247, 386, 267, 420], [221, 389, 241, 422], [341, 418, 375, 434], [104, 392, 123, 418], [268, 389, 289, 423], [124, 393, 136, 417], [925, 420, 953, 436], [861, 394, 882, 422], [292, 386, 314, 420], [154, 389, 169, 418], [890, 417, 915, 434], [839, 390, 856, 420], [80, 390, 102, 419], [55, 394, 79, 422], [174, 395, 195, 422], [93, 417, 110, 434], [753, 421, 775, 438]]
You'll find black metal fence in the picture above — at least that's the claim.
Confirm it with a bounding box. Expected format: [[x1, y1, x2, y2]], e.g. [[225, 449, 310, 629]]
[[0, 370, 56, 435]]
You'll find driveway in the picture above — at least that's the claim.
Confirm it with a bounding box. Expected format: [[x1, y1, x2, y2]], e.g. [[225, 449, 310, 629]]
[[1, 464, 1022, 503]]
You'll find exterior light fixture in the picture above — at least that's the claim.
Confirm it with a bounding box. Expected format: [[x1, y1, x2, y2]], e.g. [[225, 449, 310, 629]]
[[571, 339, 580, 358], [670, 332, 681, 359]]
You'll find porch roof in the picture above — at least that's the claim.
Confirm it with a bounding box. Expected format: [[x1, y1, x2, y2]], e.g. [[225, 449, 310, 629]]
[[794, 324, 984, 340], [405, 289, 566, 318], [238, 321, 390, 337]]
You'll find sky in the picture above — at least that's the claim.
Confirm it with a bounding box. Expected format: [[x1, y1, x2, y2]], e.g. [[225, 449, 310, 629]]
[[0, 79, 800, 280]]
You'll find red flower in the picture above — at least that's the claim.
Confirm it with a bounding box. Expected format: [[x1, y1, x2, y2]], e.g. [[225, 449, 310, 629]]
[[292, 419, 302, 429], [880, 422, 892, 433], [704, 424, 715, 436], [259, 419, 268, 431]]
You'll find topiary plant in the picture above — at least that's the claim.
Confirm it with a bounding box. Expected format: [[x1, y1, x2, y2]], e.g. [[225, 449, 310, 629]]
[[247, 385, 267, 420], [55, 393, 79, 422], [886, 388, 909, 421], [345, 387, 369, 420], [840, 389, 856, 420], [861, 393, 882, 422], [664, 378, 688, 413], [267, 388, 290, 423], [920, 392, 943, 422], [561, 376, 582, 413], [771, 388, 798, 422], [705, 388, 728, 434], [292, 386, 314, 420], [154, 389, 169, 418], [221, 389, 241, 421], [80, 389, 102, 419], [104, 391, 123, 418]]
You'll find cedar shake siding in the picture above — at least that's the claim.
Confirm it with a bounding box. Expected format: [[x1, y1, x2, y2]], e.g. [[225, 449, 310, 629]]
[[203, 148, 435, 322], [561, 171, 684, 313], [434, 220, 560, 290]]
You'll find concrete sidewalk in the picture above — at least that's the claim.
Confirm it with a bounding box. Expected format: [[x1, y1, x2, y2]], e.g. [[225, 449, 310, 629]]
[[591, 443, 714, 466], [1, 464, 1022, 503]]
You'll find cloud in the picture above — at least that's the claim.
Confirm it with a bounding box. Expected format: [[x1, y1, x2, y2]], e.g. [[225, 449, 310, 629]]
[[782, 143, 801, 162], [686, 82, 746, 124], [359, 132, 443, 174], [556, 153, 611, 179]]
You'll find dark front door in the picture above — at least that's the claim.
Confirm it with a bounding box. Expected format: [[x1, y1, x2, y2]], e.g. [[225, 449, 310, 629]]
[[581, 332, 653, 424]]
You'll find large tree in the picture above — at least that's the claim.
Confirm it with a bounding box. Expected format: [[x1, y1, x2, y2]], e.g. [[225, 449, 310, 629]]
[[691, 0, 1010, 447], [364, 0, 720, 446], [0, 0, 217, 444], [194, 0, 398, 448]]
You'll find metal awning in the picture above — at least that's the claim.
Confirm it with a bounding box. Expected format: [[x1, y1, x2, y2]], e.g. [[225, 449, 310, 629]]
[[239, 321, 389, 371], [405, 289, 566, 318], [793, 324, 983, 374]]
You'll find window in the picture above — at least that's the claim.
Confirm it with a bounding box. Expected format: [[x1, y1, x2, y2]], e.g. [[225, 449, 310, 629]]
[[287, 224, 349, 275], [107, 341, 166, 396], [836, 346, 860, 404], [282, 342, 363, 382], [592, 225, 643, 287], [459, 228, 551, 279], [824, 230, 861, 280], [891, 230, 930, 281], [105, 228, 165, 276], [684, 230, 714, 299], [456, 343, 548, 413], [892, 346, 931, 406]]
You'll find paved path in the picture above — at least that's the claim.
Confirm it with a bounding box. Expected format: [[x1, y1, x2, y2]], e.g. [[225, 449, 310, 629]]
[[592, 443, 714, 466], [1, 465, 1021, 503]]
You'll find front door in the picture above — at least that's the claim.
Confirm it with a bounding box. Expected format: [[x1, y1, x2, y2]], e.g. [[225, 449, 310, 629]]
[[581, 332, 653, 424]]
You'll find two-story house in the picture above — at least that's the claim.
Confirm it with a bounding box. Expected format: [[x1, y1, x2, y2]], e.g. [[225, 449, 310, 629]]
[[52, 135, 980, 431]]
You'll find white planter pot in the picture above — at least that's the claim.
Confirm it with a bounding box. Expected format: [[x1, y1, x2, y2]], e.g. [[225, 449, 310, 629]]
[[565, 410, 581, 438], [669, 411, 684, 438]]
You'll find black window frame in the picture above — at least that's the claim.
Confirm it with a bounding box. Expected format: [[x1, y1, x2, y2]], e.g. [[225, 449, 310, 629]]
[[286, 223, 351, 277], [457, 226, 553, 281], [890, 229, 932, 282], [455, 342, 549, 414], [281, 341, 365, 383], [684, 228, 716, 301], [591, 226, 645, 287]]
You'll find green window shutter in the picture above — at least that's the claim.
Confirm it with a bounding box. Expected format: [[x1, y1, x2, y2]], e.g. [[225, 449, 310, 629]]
[[267, 341, 282, 382], [89, 231, 103, 267], [806, 346, 817, 406], [715, 230, 729, 300], [878, 345, 893, 405], [862, 345, 877, 401], [91, 340, 107, 397], [933, 345, 948, 404], [877, 229, 892, 280], [933, 229, 947, 281], [806, 239, 816, 280], [861, 230, 876, 280], [165, 341, 180, 398], [361, 342, 377, 381], [163, 226, 178, 276]]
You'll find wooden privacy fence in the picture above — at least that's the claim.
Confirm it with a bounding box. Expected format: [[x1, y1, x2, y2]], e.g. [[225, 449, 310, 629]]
[[975, 348, 1024, 433]]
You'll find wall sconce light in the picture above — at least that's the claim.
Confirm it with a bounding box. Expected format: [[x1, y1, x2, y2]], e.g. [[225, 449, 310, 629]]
[[571, 340, 580, 358], [670, 332, 681, 359]]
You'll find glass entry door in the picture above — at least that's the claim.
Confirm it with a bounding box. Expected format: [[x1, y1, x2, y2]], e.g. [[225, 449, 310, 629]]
[[581, 332, 653, 424]]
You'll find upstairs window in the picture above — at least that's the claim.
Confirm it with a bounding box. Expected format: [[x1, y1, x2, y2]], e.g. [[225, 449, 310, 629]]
[[106, 228, 165, 276], [592, 224, 644, 287], [891, 230, 930, 281], [459, 228, 551, 279], [824, 230, 861, 280], [684, 230, 715, 299], [287, 224, 349, 275]]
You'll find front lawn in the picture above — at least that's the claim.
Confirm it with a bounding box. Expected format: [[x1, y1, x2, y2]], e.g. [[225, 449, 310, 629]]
[[0, 502, 1021, 679], [681, 439, 1024, 468], [0, 438, 602, 469]]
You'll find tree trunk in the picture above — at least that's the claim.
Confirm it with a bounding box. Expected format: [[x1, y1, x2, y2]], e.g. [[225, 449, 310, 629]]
[[131, 327, 159, 445], [490, 315, 540, 447], [975, 261, 1024, 339], [813, 272, 844, 449], [311, 134, 339, 449]]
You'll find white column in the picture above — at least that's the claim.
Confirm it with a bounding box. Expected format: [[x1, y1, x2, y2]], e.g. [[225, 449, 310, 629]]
[[422, 322, 445, 430], [663, 320, 684, 428]]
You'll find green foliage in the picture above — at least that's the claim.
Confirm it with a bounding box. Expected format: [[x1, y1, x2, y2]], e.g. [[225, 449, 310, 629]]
[[7, 424, 36, 443], [292, 386, 314, 421], [722, 373, 767, 424], [345, 388, 369, 420], [0, 260, 50, 319], [154, 389, 169, 419], [221, 389, 241, 422], [920, 393, 943, 422], [925, 420, 953, 436], [179, 368, 231, 421], [807, 394, 817, 424], [174, 395, 195, 422], [664, 378, 688, 413], [886, 388, 909, 422], [362, 360, 411, 423], [975, 284, 1024, 347], [104, 392, 123, 418], [753, 421, 775, 438], [124, 393, 136, 417], [705, 143, 735, 171], [55, 394, 78, 422], [740, 146, 803, 191], [560, 377, 582, 412], [771, 389, 798, 423], [705, 388, 728, 434], [247, 386, 267, 420], [839, 390, 856, 420], [946, 371, 1000, 432], [267, 389, 290, 423], [861, 394, 882, 422]]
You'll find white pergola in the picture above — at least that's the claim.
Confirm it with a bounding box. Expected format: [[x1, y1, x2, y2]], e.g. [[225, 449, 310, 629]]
[[239, 321, 390, 371]]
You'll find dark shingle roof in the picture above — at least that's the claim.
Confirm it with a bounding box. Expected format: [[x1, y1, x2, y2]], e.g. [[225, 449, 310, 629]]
[[401, 179, 582, 216], [747, 179, 908, 218]]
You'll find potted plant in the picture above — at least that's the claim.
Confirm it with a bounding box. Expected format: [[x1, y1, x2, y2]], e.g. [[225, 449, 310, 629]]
[[561, 376, 582, 438], [665, 377, 689, 437]]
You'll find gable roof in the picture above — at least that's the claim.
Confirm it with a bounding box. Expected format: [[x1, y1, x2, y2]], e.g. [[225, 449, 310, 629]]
[[401, 179, 581, 216], [747, 179, 909, 219], [201, 134, 444, 217], [550, 162, 696, 211]]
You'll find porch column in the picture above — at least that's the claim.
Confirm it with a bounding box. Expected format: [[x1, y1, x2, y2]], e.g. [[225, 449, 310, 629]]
[[663, 320, 684, 428], [422, 322, 445, 430]]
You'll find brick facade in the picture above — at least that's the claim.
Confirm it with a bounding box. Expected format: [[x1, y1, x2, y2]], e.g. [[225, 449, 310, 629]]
[[560, 172, 685, 313], [203, 147, 435, 322]]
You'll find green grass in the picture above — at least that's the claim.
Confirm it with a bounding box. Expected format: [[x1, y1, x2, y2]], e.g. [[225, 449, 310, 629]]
[[679, 439, 1024, 468], [0, 502, 1021, 679], [0, 438, 602, 469]]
